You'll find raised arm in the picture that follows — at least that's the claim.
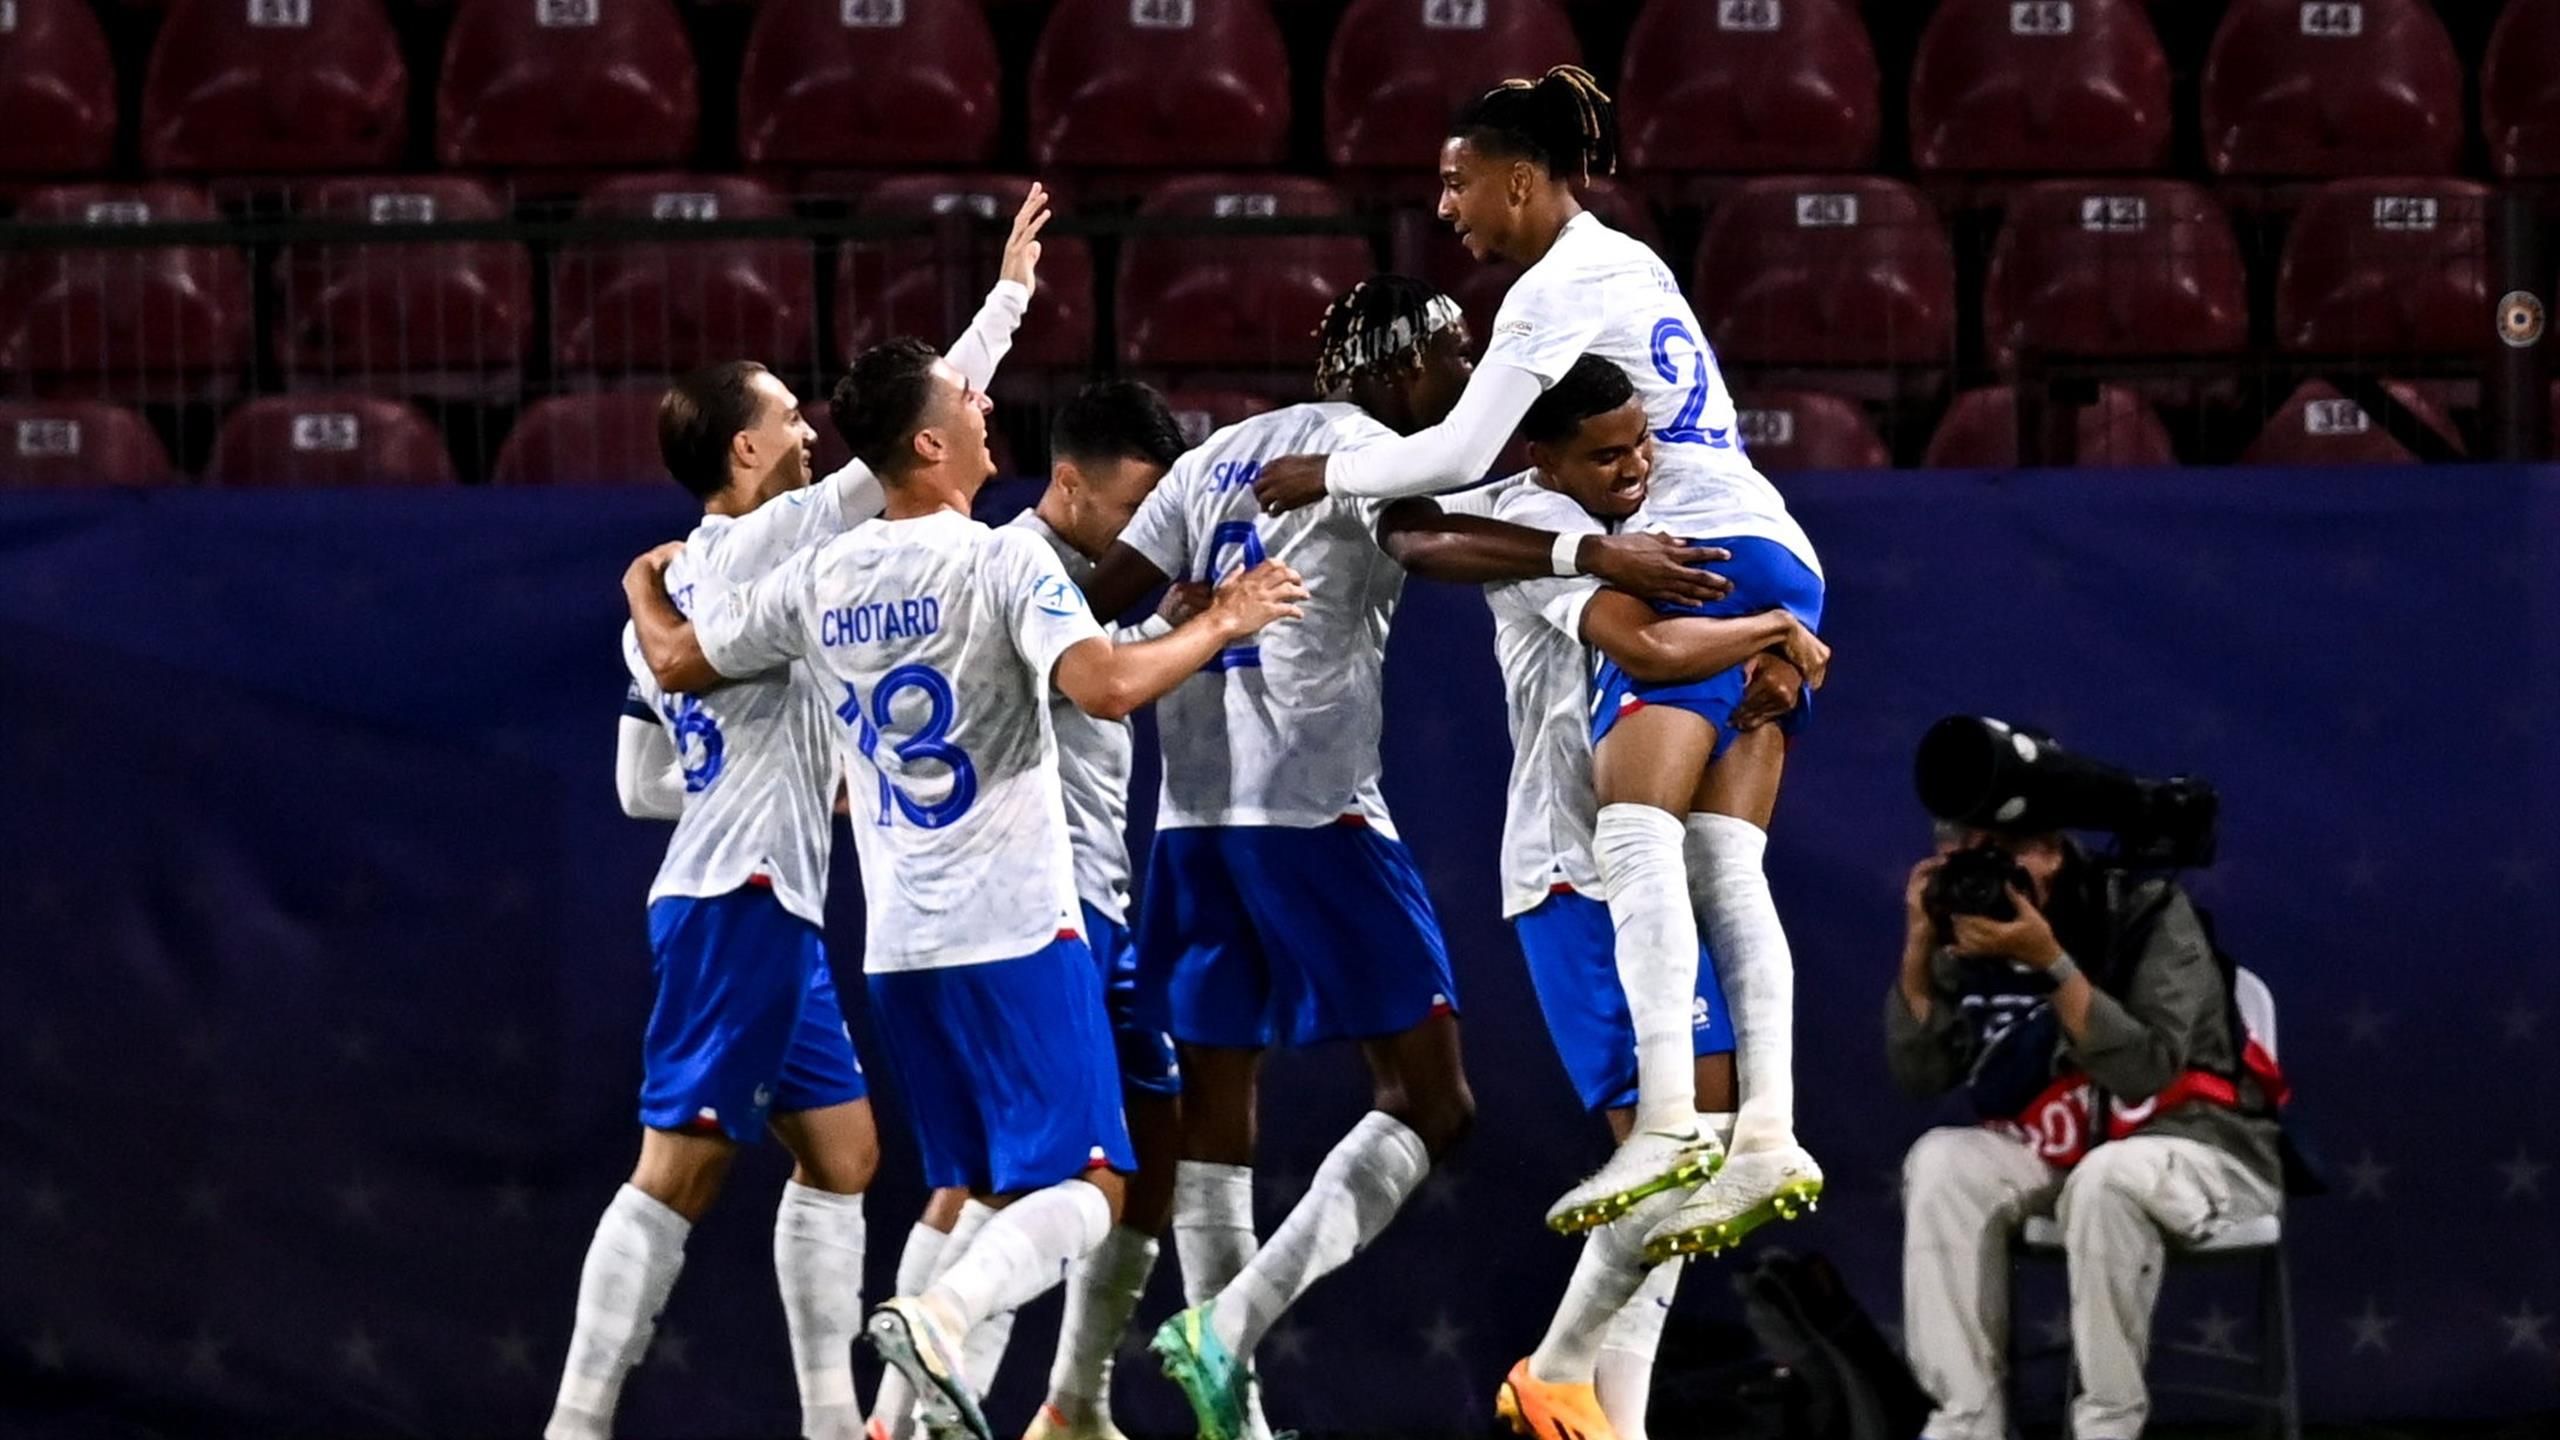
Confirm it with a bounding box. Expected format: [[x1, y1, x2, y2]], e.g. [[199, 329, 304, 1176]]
[[1253, 365, 1546, 513], [1374, 498, 1734, 607], [1052, 562, 1308, 720], [944, 185, 1047, 390]]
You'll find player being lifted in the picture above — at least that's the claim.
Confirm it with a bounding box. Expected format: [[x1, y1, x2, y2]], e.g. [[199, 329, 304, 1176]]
[[554, 188, 1052, 1440], [1454, 358, 1828, 1440], [1077, 276, 1730, 1440], [624, 339, 1308, 1440], [1253, 68, 1829, 1263]]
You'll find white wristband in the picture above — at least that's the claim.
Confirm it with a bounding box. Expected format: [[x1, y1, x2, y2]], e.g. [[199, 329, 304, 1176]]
[[1550, 532, 1582, 577]]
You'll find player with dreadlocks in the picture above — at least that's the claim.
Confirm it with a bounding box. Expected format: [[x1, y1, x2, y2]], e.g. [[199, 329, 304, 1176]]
[[1074, 276, 1727, 1440], [1255, 67, 1831, 1278]]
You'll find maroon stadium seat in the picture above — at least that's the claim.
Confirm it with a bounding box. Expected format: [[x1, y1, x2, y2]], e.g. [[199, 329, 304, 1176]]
[[1324, 0, 1584, 175], [836, 176, 1094, 372], [0, 184, 249, 378], [2202, 0, 2462, 178], [492, 391, 668, 485], [1692, 176, 1953, 368], [437, 0, 697, 171], [2483, 0, 2560, 178], [1618, 0, 1880, 176], [277, 177, 531, 381], [0, 401, 175, 488], [1908, 0, 2171, 173], [2241, 378, 2464, 462], [1981, 180, 2246, 370], [1422, 177, 1661, 347], [1029, 0, 1290, 171], [1732, 388, 1890, 471], [1117, 175, 1374, 369], [0, 0, 118, 179], [1924, 384, 2177, 467], [2274, 178, 2489, 357], [141, 0, 406, 175], [553, 174, 814, 375], [738, 0, 998, 172], [204, 394, 456, 487], [1159, 388, 1278, 446]]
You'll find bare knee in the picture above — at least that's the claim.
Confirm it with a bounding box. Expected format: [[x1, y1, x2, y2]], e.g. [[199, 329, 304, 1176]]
[[1376, 1072, 1476, 1159], [1177, 1045, 1262, 1166], [630, 1129, 738, 1223], [1079, 1167, 1129, 1228], [771, 1100, 881, 1196]]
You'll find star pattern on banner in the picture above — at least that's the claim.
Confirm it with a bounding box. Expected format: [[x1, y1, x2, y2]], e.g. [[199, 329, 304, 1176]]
[[2339, 849, 2382, 890], [1419, 1310, 1466, 1362], [649, 1325, 693, 1373], [185, 1329, 228, 1385], [335, 1174, 381, 1226], [2181, 1304, 2244, 1359], [2033, 1308, 2072, 1349], [183, 1178, 226, 1226], [1418, 1170, 1465, 1213], [489, 1021, 534, 1069], [25, 1176, 68, 1224], [2500, 1000, 2544, 1044], [1265, 1319, 1311, 1367], [2501, 1301, 2553, 1356], [22, 1022, 62, 1073], [2342, 1149, 2391, 1202], [493, 1179, 534, 1222], [2496, 1146, 2549, 1202], [180, 1023, 224, 1068], [2496, 849, 2544, 893], [333, 1027, 375, 1066], [2348, 1297, 2398, 1355], [2342, 999, 2394, 1049], [30, 1329, 66, 1373]]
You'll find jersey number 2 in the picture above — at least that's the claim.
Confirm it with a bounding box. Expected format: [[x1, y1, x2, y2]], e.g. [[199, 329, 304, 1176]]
[[1649, 318, 1730, 448], [1200, 519, 1266, 672], [839, 664, 978, 829]]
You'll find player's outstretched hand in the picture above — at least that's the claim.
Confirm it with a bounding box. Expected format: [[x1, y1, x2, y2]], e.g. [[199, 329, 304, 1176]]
[[1208, 560, 1310, 636], [1776, 614, 1831, 690], [1254, 455, 1330, 514], [1730, 654, 1804, 733], [1001, 183, 1051, 293], [1584, 534, 1733, 606]]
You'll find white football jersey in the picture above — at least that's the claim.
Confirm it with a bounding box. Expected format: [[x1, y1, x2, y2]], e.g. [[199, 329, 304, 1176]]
[[1115, 403, 1407, 834], [1485, 212, 1819, 573], [1006, 508, 1139, 924], [700, 510, 1103, 972], [621, 467, 882, 927], [1470, 473, 1610, 917]]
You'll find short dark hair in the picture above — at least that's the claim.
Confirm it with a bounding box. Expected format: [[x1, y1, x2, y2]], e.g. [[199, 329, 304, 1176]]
[[659, 361, 771, 499], [1051, 380, 1186, 470], [1449, 65, 1619, 182], [1520, 354, 1636, 445], [830, 338, 944, 477]]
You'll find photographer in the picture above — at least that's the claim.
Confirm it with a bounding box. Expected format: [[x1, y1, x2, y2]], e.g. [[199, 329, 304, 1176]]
[[1887, 821, 2284, 1440]]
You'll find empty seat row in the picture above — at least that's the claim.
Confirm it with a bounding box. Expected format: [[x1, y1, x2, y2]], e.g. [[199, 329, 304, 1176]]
[[0, 378, 2496, 491], [0, 173, 2509, 383], [10, 0, 2560, 182]]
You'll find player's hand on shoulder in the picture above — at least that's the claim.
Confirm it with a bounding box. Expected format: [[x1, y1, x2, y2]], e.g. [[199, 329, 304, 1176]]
[[1001, 183, 1051, 292], [1730, 653, 1803, 733], [1776, 614, 1831, 690], [1254, 455, 1330, 515], [1586, 534, 1733, 607], [1208, 559, 1309, 636], [627, 540, 685, 584]]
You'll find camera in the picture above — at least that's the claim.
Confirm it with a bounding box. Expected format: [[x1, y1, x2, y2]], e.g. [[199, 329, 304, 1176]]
[[1914, 716, 2219, 870], [1923, 842, 2036, 938]]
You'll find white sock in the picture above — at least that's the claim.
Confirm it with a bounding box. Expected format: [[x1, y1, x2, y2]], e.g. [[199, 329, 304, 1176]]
[[1595, 803, 1703, 1134], [1700, 1111, 1738, 1151], [1686, 813, 1796, 1152], [1212, 1112, 1429, 1358], [963, 1305, 1018, 1391], [929, 1183, 1113, 1331], [1525, 1209, 1650, 1386], [547, 1185, 691, 1440], [774, 1182, 866, 1440], [1172, 1161, 1258, 1304], [1596, 1258, 1682, 1440], [1047, 1225, 1160, 1422], [868, 1214, 970, 1440]]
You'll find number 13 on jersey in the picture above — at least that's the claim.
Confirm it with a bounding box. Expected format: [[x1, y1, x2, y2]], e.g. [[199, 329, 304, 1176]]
[[837, 666, 978, 829]]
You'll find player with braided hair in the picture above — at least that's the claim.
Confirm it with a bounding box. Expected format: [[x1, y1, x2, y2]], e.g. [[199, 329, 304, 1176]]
[[1072, 278, 1725, 1440]]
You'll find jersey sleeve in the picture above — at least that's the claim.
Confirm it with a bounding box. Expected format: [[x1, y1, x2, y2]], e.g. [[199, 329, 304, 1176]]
[[989, 527, 1109, 680], [944, 279, 1031, 392], [698, 542, 819, 678], [1114, 456, 1196, 581], [1493, 482, 1604, 639], [706, 467, 877, 583], [1480, 263, 1607, 387]]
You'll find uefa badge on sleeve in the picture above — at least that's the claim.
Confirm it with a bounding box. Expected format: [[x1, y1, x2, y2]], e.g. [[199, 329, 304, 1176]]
[[2497, 291, 2546, 349]]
